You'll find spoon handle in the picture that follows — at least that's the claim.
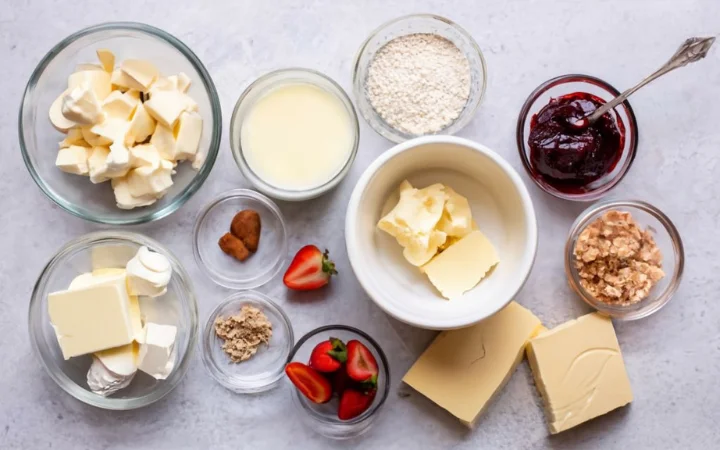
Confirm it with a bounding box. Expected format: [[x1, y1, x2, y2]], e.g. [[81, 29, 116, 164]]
[[587, 36, 716, 123]]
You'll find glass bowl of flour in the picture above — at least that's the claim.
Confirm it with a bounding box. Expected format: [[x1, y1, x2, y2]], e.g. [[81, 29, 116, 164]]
[[353, 14, 487, 143]]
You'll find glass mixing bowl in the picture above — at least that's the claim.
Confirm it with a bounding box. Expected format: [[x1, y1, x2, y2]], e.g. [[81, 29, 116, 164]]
[[19, 22, 221, 225], [28, 231, 199, 409]]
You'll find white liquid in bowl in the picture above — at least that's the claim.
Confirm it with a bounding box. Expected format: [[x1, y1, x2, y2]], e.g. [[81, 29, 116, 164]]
[[240, 83, 354, 191]]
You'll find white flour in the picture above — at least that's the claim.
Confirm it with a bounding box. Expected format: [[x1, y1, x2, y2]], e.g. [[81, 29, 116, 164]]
[[365, 33, 471, 135]]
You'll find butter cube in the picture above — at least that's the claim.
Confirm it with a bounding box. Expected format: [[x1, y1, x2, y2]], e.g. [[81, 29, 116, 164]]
[[88, 146, 111, 183], [48, 283, 135, 359], [111, 68, 145, 92], [149, 76, 178, 95], [105, 141, 131, 178], [127, 160, 173, 197], [125, 103, 156, 144], [121, 60, 159, 91], [420, 230, 499, 300], [102, 91, 139, 120], [150, 123, 176, 160], [174, 111, 203, 161], [58, 128, 86, 149], [68, 69, 112, 101], [90, 118, 129, 146], [144, 90, 194, 127], [129, 143, 161, 168], [176, 72, 191, 92], [111, 177, 158, 210], [56, 145, 91, 175], [403, 302, 544, 427], [137, 323, 177, 380], [61, 84, 104, 125], [526, 313, 633, 434], [49, 91, 77, 133], [96, 48, 115, 72], [82, 126, 110, 147]]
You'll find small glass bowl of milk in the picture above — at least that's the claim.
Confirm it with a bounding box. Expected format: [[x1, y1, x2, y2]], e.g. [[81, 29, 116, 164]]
[[231, 68, 360, 201]]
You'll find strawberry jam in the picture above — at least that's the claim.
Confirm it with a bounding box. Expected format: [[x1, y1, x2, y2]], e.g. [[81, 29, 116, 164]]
[[528, 92, 624, 193]]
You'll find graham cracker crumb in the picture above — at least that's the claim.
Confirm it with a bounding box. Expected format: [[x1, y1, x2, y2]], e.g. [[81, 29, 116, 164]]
[[574, 210, 665, 306], [214, 305, 272, 363]]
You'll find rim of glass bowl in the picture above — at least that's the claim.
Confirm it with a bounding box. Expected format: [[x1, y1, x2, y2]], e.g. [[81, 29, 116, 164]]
[[564, 200, 685, 321], [192, 189, 289, 289], [27, 230, 199, 410], [516, 74, 639, 201], [351, 13, 488, 143], [230, 68, 360, 201], [18, 22, 222, 225], [201, 291, 294, 393], [286, 325, 391, 425]]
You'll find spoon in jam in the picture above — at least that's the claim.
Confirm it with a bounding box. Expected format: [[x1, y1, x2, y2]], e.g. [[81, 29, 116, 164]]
[[568, 36, 716, 130]]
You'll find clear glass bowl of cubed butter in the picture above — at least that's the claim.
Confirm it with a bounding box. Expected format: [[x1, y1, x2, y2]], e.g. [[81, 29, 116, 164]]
[[230, 68, 360, 201], [28, 231, 198, 410], [19, 22, 221, 225]]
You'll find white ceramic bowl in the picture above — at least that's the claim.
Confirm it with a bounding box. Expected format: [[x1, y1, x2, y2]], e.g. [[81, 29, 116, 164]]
[[346, 136, 537, 329]]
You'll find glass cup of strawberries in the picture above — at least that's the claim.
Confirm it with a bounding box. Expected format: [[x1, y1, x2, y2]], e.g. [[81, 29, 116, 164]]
[[284, 325, 390, 439]]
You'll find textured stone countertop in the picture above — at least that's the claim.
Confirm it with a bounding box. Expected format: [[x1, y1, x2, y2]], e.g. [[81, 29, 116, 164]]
[[1, 1, 719, 449]]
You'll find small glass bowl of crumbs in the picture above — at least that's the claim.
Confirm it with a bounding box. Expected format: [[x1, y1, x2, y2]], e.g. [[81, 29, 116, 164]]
[[565, 200, 684, 321], [201, 291, 294, 393], [353, 14, 487, 143]]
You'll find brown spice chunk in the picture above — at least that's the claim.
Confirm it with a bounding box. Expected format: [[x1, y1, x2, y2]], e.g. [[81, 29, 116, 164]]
[[218, 232, 250, 261], [214, 305, 272, 363], [231, 210, 261, 252], [573, 210, 665, 306]]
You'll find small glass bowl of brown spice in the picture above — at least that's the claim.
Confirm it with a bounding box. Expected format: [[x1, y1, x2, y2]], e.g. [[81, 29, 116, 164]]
[[565, 200, 684, 321], [193, 189, 288, 290], [201, 291, 294, 393]]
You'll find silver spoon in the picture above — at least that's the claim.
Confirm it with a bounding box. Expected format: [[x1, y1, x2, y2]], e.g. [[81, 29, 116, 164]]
[[569, 36, 716, 129]]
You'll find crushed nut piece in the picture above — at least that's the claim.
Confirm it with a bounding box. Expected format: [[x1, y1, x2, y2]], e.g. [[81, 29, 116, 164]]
[[214, 305, 272, 363], [574, 210, 665, 306]]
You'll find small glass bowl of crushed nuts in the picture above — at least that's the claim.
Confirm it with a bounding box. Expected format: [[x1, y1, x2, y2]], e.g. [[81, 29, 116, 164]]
[[200, 291, 294, 393], [565, 200, 684, 320]]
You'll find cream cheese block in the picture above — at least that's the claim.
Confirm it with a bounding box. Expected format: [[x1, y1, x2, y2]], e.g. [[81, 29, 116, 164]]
[[48, 283, 135, 359], [403, 302, 544, 427], [137, 323, 177, 380], [526, 313, 633, 434]]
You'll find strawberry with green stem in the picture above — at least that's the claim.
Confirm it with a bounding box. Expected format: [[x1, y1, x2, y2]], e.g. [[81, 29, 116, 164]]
[[283, 246, 337, 291]]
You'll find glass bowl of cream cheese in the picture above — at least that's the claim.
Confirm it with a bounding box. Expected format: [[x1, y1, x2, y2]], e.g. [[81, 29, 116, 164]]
[[28, 231, 198, 410], [19, 22, 221, 225]]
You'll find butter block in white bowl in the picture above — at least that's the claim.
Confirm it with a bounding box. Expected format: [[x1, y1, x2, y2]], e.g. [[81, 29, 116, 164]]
[[346, 136, 537, 329]]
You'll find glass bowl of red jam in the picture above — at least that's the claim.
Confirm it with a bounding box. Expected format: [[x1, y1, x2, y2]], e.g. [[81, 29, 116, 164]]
[[517, 74, 638, 201]]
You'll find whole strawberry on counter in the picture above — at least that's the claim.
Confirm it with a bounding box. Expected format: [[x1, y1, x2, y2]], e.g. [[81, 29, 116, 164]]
[[283, 245, 337, 291]]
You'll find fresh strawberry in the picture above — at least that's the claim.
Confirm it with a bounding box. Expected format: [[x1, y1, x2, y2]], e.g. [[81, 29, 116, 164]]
[[283, 246, 337, 291], [309, 337, 347, 373], [338, 388, 376, 420], [285, 362, 332, 404], [345, 340, 379, 384], [331, 367, 352, 395]]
